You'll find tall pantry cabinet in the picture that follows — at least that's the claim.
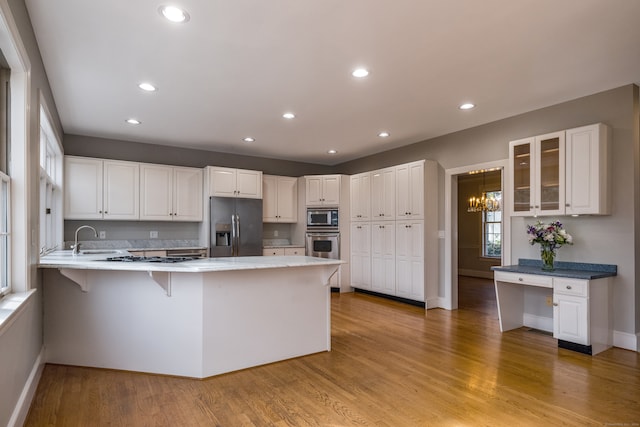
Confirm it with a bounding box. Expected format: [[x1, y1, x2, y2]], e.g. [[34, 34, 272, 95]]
[[349, 160, 439, 306]]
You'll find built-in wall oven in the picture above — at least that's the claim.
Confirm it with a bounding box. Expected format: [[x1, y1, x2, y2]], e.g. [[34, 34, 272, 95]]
[[305, 232, 340, 259], [305, 208, 340, 260]]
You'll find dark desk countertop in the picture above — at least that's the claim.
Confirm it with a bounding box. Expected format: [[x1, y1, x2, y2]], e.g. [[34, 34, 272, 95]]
[[492, 259, 617, 280]]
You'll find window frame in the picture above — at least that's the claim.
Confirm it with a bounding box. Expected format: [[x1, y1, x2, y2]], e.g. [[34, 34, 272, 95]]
[[481, 190, 502, 259], [38, 102, 63, 255], [0, 171, 9, 297]]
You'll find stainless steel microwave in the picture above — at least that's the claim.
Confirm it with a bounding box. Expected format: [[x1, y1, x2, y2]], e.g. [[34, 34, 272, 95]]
[[306, 208, 338, 229]]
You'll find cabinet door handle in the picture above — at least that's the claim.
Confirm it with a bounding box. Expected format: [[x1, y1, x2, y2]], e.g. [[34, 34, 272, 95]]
[[553, 303, 558, 306]]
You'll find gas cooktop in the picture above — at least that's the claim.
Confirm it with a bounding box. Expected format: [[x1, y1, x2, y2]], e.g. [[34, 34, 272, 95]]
[[104, 256, 196, 263]]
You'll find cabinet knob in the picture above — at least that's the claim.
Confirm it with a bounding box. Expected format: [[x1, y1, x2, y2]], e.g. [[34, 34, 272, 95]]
[[566, 285, 572, 290], [566, 203, 570, 207], [518, 277, 523, 282], [553, 303, 558, 306]]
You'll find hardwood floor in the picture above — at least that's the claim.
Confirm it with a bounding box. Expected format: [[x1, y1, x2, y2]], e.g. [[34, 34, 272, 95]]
[[26, 277, 640, 426]]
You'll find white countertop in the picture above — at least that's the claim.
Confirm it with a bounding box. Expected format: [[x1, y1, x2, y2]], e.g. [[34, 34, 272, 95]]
[[39, 250, 343, 273]]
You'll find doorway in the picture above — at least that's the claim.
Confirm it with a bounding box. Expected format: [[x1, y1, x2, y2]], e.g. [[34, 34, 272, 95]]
[[443, 160, 510, 310]]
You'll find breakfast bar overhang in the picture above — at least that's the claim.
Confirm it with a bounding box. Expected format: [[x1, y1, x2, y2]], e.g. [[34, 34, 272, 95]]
[[39, 253, 342, 378]]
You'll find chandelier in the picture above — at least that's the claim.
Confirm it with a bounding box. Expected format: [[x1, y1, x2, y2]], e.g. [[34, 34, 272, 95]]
[[467, 192, 500, 213], [467, 170, 501, 213]]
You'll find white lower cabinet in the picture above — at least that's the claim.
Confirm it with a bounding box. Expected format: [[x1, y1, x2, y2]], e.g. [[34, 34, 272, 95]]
[[350, 222, 371, 290], [552, 277, 611, 354], [371, 222, 395, 295], [395, 221, 425, 301], [263, 247, 305, 256]]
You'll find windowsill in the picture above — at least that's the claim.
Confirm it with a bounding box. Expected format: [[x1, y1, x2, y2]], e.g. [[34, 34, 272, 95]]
[[0, 289, 37, 337]]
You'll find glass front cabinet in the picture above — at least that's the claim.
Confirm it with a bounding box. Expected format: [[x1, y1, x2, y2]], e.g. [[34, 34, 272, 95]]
[[510, 131, 565, 217]]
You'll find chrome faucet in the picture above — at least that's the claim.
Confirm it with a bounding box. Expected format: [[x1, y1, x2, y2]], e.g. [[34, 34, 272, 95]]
[[72, 225, 98, 255]]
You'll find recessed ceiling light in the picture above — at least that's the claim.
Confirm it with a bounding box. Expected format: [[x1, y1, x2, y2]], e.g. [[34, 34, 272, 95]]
[[126, 118, 141, 125], [459, 103, 475, 110], [282, 112, 295, 119], [378, 131, 390, 138], [138, 82, 157, 92], [352, 68, 369, 78], [159, 5, 190, 23], [243, 137, 255, 143], [328, 149, 337, 154]]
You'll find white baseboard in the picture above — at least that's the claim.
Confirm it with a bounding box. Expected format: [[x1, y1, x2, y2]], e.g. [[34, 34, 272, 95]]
[[613, 330, 639, 352], [458, 269, 494, 279], [523, 314, 553, 333], [8, 346, 45, 427]]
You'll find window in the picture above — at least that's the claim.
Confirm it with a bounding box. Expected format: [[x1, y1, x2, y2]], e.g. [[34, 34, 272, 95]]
[[482, 190, 502, 258], [0, 67, 9, 295], [0, 172, 9, 295], [39, 104, 63, 255]]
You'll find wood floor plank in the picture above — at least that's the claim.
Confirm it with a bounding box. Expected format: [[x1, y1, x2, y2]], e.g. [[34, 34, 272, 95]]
[[25, 277, 640, 426]]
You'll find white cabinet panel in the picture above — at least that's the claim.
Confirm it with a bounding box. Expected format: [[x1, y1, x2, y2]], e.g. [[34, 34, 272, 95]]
[[64, 156, 138, 220], [103, 161, 140, 219], [350, 172, 371, 221], [553, 294, 588, 345], [371, 167, 395, 220], [263, 175, 298, 223], [306, 175, 341, 206], [565, 123, 611, 215], [209, 166, 262, 199], [140, 164, 202, 221], [396, 161, 424, 219], [371, 222, 395, 295], [350, 222, 371, 289], [173, 167, 203, 221], [396, 221, 424, 301]]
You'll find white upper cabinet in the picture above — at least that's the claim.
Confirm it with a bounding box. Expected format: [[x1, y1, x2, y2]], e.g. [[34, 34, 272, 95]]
[[396, 160, 424, 219], [510, 131, 565, 217], [140, 164, 203, 221], [208, 166, 262, 199], [305, 175, 341, 206], [350, 172, 371, 221], [173, 166, 204, 221], [371, 167, 396, 220], [510, 123, 610, 217], [565, 123, 611, 215], [64, 156, 139, 220], [262, 175, 298, 223]]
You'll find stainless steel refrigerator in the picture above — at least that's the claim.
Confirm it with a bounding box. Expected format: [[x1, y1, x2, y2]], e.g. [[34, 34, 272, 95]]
[[210, 196, 263, 257]]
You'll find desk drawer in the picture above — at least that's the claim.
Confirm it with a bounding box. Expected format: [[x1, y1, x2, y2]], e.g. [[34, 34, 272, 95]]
[[554, 278, 588, 297], [494, 271, 553, 288]]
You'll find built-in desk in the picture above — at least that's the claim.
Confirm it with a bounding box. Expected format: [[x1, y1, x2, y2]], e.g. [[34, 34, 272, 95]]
[[492, 259, 617, 355]]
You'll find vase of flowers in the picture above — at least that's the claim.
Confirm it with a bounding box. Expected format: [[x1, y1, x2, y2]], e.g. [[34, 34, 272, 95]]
[[526, 220, 573, 271]]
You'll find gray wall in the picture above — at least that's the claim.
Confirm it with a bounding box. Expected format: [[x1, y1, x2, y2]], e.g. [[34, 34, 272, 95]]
[[1, 0, 63, 425], [64, 134, 334, 176], [337, 84, 639, 338]]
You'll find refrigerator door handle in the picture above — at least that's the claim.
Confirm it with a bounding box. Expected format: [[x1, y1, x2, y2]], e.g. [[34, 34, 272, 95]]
[[235, 214, 241, 256], [231, 214, 238, 256]]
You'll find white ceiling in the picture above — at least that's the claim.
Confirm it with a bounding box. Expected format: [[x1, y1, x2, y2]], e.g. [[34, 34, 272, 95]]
[[25, 0, 640, 165]]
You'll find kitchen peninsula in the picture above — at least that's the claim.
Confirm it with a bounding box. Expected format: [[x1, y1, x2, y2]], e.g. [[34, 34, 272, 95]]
[[39, 252, 342, 378]]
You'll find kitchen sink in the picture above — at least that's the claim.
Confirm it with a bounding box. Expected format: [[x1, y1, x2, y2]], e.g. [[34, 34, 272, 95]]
[[81, 250, 122, 255]]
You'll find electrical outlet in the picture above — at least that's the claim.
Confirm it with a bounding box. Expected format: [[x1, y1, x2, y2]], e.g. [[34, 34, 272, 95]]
[[274, 230, 279, 237], [99, 231, 106, 239], [546, 295, 553, 306], [150, 231, 158, 239]]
